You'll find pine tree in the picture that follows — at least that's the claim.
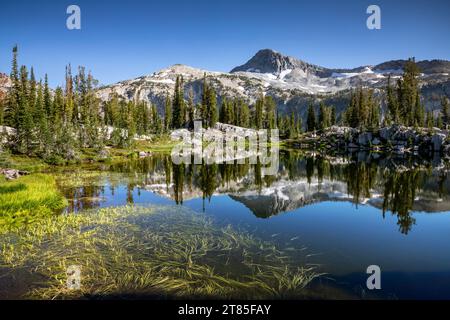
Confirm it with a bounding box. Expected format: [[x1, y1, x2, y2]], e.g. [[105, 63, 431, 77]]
[[307, 104, 316, 132], [330, 106, 336, 126], [172, 76, 185, 128], [151, 104, 162, 134], [6, 46, 20, 129], [34, 80, 48, 154], [201, 73, 209, 127], [441, 97, 449, 128], [426, 111, 434, 129], [219, 98, 227, 123], [289, 112, 298, 138], [240, 102, 250, 128], [414, 91, 425, 127], [386, 75, 398, 124], [43, 74, 52, 121], [254, 94, 264, 129], [187, 89, 195, 129], [207, 86, 217, 128], [164, 95, 172, 132], [125, 101, 136, 147], [264, 96, 276, 129], [318, 102, 330, 130], [17, 65, 34, 154]]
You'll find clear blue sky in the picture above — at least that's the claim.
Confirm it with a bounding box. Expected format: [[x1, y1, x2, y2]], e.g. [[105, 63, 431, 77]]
[[1, 0, 449, 87]]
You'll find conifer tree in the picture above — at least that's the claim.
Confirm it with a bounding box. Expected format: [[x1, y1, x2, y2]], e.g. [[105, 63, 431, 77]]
[[164, 95, 172, 132], [34, 80, 48, 154], [318, 102, 330, 130], [201, 73, 209, 127], [187, 89, 195, 129], [386, 75, 398, 124], [264, 96, 276, 129], [151, 104, 162, 134], [307, 104, 316, 132], [240, 102, 250, 128], [254, 95, 264, 129], [207, 86, 218, 128], [6, 46, 20, 129], [172, 76, 185, 128], [330, 106, 336, 126], [441, 97, 449, 128]]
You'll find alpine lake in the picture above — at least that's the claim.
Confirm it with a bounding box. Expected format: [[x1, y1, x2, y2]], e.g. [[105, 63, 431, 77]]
[[2, 148, 450, 300]]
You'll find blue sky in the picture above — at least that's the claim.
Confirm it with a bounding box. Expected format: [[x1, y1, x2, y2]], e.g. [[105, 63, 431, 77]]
[[1, 0, 449, 87]]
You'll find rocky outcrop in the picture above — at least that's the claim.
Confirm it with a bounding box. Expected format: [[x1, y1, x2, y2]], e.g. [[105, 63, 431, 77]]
[[0, 126, 17, 144], [0, 168, 29, 180], [297, 125, 450, 154]]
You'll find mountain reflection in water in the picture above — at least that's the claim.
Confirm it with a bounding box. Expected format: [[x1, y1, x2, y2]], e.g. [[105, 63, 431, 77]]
[[58, 150, 450, 236]]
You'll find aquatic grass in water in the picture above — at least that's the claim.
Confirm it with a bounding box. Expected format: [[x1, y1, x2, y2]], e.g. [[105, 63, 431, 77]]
[[0, 174, 68, 228], [0, 205, 319, 299]]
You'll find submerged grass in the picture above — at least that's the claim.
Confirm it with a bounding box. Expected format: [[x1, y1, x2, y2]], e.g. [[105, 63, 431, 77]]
[[0, 205, 320, 299], [0, 174, 68, 228]]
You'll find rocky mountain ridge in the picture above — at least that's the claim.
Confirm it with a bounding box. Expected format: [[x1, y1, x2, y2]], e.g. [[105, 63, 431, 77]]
[[97, 49, 450, 118]]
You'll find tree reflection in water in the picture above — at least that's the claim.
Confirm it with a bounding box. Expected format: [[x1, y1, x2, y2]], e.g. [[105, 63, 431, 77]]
[[62, 152, 450, 235]]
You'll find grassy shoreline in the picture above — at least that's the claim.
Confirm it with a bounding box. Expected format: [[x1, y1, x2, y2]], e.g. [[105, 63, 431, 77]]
[[0, 174, 68, 228]]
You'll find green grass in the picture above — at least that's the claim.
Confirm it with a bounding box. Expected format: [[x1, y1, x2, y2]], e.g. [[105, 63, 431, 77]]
[[0, 152, 49, 172], [0, 174, 68, 227], [134, 135, 178, 153], [0, 205, 319, 299]]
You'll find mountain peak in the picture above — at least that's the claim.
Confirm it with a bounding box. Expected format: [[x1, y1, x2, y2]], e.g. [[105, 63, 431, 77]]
[[230, 48, 329, 78], [231, 49, 303, 75]]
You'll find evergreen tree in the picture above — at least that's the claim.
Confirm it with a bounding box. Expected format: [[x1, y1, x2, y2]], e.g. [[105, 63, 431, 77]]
[[125, 101, 136, 147], [239, 102, 250, 128], [254, 94, 264, 129], [6, 46, 20, 129], [207, 86, 218, 128], [330, 106, 336, 126], [413, 91, 425, 127], [318, 102, 330, 130], [441, 97, 449, 128], [201, 73, 209, 127], [34, 80, 48, 154], [306, 104, 316, 132], [264, 96, 276, 129], [187, 89, 195, 129], [426, 111, 434, 129], [289, 112, 298, 138], [151, 104, 162, 134], [386, 75, 399, 124], [164, 95, 172, 132], [17, 65, 34, 154], [219, 98, 227, 123], [172, 76, 185, 128]]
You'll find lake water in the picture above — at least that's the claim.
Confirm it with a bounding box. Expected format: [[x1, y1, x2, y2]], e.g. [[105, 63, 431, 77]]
[[53, 150, 450, 300]]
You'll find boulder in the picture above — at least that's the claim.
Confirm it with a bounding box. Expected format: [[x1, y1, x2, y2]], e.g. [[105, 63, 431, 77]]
[[1, 168, 29, 180]]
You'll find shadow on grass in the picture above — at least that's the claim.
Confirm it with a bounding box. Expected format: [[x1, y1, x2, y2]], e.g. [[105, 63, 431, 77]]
[[0, 183, 26, 195]]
